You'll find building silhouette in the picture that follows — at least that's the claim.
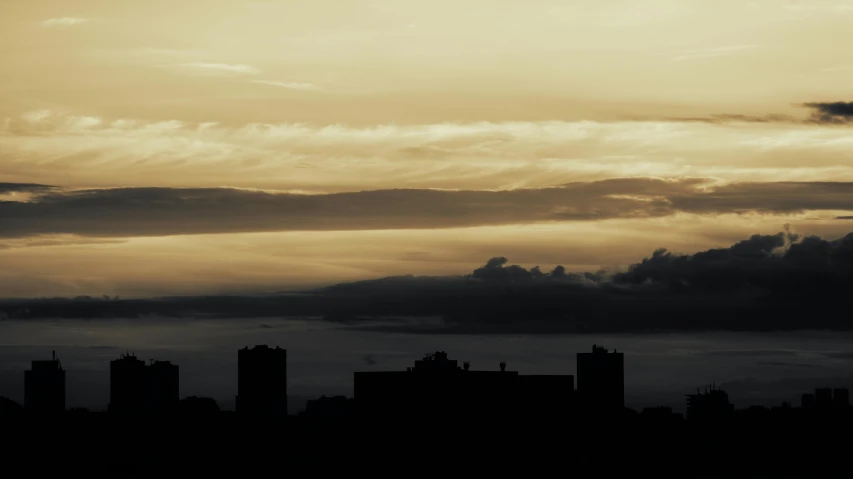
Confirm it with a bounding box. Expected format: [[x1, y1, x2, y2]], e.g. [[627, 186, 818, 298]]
[[301, 395, 354, 421], [147, 360, 179, 413], [354, 351, 574, 422], [685, 384, 734, 420], [24, 350, 65, 414], [815, 387, 833, 408], [833, 388, 850, 408], [179, 396, 221, 416], [577, 344, 624, 413], [641, 406, 682, 421], [109, 353, 179, 414], [236, 345, 288, 417], [0, 396, 24, 417], [803, 387, 849, 410], [110, 353, 147, 414]]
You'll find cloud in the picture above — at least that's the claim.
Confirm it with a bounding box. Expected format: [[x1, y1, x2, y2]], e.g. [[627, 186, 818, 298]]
[[608, 228, 853, 303], [250, 80, 316, 90], [756, 361, 821, 369], [316, 230, 853, 333], [180, 62, 261, 75], [0, 181, 672, 237], [825, 352, 853, 360], [803, 102, 853, 124], [672, 45, 759, 62], [0, 235, 125, 250], [670, 100, 853, 125], [0, 183, 57, 203], [699, 350, 801, 358], [6, 180, 853, 237], [783, 3, 853, 13], [821, 65, 853, 73], [41, 17, 88, 27], [667, 114, 799, 125], [22, 110, 53, 123], [657, 101, 853, 127], [8, 109, 853, 192], [5, 230, 853, 334], [666, 181, 853, 214], [0, 183, 55, 194], [4, 179, 853, 238]]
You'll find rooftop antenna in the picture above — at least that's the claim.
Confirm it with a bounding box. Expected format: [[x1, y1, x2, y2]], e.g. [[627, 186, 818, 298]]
[[499, 361, 507, 372]]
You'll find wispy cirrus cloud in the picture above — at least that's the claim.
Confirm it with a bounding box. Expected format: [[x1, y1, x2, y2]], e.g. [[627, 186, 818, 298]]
[[783, 3, 853, 13], [821, 65, 853, 73], [41, 17, 89, 27], [250, 80, 317, 90], [672, 45, 759, 62], [180, 62, 261, 75], [21, 110, 54, 123], [5, 108, 853, 194]]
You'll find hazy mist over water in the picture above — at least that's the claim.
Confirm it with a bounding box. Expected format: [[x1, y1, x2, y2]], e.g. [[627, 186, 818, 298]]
[[2, 317, 852, 413]]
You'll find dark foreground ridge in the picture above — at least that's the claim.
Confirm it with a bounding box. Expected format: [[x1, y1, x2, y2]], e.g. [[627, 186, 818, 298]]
[[3, 346, 853, 476]]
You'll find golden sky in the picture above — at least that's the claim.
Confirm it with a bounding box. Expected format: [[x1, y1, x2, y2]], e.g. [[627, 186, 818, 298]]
[[2, 0, 853, 297]]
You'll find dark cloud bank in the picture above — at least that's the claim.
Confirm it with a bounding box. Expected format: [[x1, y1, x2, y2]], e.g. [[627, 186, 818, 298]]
[[667, 101, 853, 125], [3, 179, 853, 237], [0, 183, 55, 194], [3, 230, 853, 335], [804, 101, 853, 124]]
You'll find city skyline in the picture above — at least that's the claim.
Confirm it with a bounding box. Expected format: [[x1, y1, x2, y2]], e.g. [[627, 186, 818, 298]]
[[6, 343, 851, 416]]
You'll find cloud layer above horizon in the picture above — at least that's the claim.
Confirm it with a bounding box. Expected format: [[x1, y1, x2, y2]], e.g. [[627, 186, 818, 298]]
[[5, 229, 853, 335]]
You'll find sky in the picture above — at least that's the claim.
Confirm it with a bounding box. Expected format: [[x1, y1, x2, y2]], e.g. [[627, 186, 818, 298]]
[[3, 0, 853, 298]]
